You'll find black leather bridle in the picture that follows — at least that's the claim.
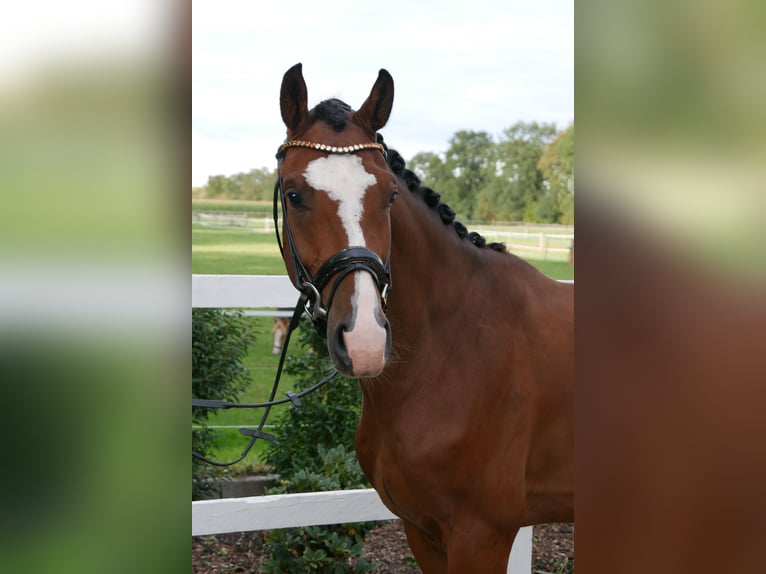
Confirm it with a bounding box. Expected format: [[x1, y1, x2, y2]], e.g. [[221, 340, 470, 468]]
[[191, 139, 392, 467]]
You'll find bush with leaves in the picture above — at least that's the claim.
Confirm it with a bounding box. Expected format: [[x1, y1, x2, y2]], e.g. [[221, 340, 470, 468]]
[[261, 445, 378, 574], [264, 319, 363, 477], [192, 308, 254, 499], [261, 320, 378, 573]]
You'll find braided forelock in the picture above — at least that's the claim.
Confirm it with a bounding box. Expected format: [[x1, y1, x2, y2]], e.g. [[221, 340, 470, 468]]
[[310, 98, 352, 132]]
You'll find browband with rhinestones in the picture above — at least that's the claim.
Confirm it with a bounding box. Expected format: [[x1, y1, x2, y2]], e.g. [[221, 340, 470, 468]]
[[277, 140, 386, 157]]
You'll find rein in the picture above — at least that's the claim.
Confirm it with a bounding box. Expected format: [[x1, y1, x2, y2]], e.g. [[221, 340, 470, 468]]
[[192, 298, 338, 467], [191, 138, 391, 467]]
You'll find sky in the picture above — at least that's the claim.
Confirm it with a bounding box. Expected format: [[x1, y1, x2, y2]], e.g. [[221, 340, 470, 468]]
[[192, 0, 573, 187]]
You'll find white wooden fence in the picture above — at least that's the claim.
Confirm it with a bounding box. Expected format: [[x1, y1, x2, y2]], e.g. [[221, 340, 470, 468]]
[[193, 213, 574, 260], [192, 274, 535, 573]]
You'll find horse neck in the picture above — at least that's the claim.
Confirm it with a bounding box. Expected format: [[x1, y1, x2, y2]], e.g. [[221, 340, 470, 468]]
[[384, 190, 481, 344]]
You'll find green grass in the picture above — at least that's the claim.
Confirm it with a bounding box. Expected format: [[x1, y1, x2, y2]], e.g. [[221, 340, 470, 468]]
[[197, 315, 310, 473], [524, 258, 574, 281], [209, 317, 298, 424], [192, 225, 574, 279], [193, 199, 272, 214], [192, 227, 286, 275]]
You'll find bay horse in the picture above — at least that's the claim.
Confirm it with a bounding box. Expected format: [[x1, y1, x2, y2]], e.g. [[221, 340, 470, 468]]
[[275, 63, 573, 573]]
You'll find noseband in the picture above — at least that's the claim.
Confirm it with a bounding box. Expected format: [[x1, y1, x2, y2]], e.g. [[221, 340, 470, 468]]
[[273, 139, 392, 336]]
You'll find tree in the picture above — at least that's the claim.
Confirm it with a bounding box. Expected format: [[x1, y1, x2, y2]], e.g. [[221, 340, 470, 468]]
[[538, 122, 574, 224], [205, 174, 230, 198], [488, 122, 557, 222], [251, 166, 279, 201], [408, 151, 447, 188], [441, 130, 497, 220], [201, 167, 278, 200]]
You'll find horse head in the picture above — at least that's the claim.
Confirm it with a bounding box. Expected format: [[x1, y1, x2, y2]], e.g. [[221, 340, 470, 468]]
[[276, 63, 397, 378]]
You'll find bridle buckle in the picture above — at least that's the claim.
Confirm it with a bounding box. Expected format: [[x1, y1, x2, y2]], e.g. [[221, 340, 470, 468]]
[[300, 282, 327, 322], [380, 282, 390, 309]]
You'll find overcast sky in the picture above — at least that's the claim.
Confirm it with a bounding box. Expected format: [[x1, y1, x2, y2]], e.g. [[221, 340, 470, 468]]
[[192, 0, 573, 186]]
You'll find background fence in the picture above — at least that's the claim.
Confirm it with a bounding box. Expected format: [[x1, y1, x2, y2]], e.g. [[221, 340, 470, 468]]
[[193, 211, 574, 261], [192, 273, 536, 573]]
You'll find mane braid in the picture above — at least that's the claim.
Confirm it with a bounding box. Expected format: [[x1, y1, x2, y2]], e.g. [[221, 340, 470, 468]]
[[377, 135, 507, 253]]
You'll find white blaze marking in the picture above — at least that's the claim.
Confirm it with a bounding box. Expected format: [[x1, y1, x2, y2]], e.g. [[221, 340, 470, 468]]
[[303, 154, 376, 246], [343, 272, 388, 375], [303, 154, 387, 376]]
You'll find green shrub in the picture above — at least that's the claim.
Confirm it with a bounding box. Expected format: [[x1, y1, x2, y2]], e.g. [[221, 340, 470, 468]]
[[192, 308, 254, 499], [262, 446, 378, 574], [268, 444, 368, 495], [264, 319, 363, 478], [262, 320, 378, 573]]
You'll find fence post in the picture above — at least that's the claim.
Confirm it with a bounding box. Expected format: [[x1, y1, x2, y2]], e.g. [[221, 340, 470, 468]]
[[508, 527, 533, 574]]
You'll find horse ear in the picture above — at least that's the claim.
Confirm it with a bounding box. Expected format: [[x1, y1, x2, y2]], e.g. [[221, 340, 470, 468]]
[[356, 69, 394, 132], [280, 63, 309, 133]]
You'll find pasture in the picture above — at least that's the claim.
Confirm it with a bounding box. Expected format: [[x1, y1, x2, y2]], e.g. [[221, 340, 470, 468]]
[[192, 199, 272, 214], [192, 224, 574, 279], [192, 222, 574, 472]]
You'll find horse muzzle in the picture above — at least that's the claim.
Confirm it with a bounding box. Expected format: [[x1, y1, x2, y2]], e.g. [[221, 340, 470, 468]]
[[327, 271, 391, 378]]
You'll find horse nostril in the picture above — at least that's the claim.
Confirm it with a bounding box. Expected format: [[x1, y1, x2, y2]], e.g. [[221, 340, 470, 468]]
[[333, 324, 351, 364]]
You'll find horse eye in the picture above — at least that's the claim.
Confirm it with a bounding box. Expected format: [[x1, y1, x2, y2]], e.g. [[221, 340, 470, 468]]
[[387, 191, 400, 207], [285, 191, 303, 208]]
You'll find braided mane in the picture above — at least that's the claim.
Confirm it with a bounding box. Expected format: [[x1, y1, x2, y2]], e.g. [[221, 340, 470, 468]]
[[310, 99, 506, 252]]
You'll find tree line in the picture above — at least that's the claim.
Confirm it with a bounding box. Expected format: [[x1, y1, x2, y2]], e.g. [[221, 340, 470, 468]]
[[195, 121, 573, 224], [196, 166, 277, 203]]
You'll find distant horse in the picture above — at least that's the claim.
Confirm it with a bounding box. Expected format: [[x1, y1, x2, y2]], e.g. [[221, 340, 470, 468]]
[[275, 63, 573, 573], [271, 316, 290, 355]]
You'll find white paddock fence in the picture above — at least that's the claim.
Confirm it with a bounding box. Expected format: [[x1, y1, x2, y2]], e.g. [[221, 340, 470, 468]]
[[193, 212, 574, 261], [192, 274, 551, 573]]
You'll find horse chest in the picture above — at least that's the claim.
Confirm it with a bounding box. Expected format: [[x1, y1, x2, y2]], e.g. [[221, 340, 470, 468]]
[[356, 388, 485, 520], [356, 429, 441, 535]]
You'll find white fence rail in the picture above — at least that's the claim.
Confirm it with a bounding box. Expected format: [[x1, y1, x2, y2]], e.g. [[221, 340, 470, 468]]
[[193, 212, 573, 260], [193, 489, 397, 535], [192, 211, 275, 232], [192, 274, 537, 573], [192, 274, 298, 308]]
